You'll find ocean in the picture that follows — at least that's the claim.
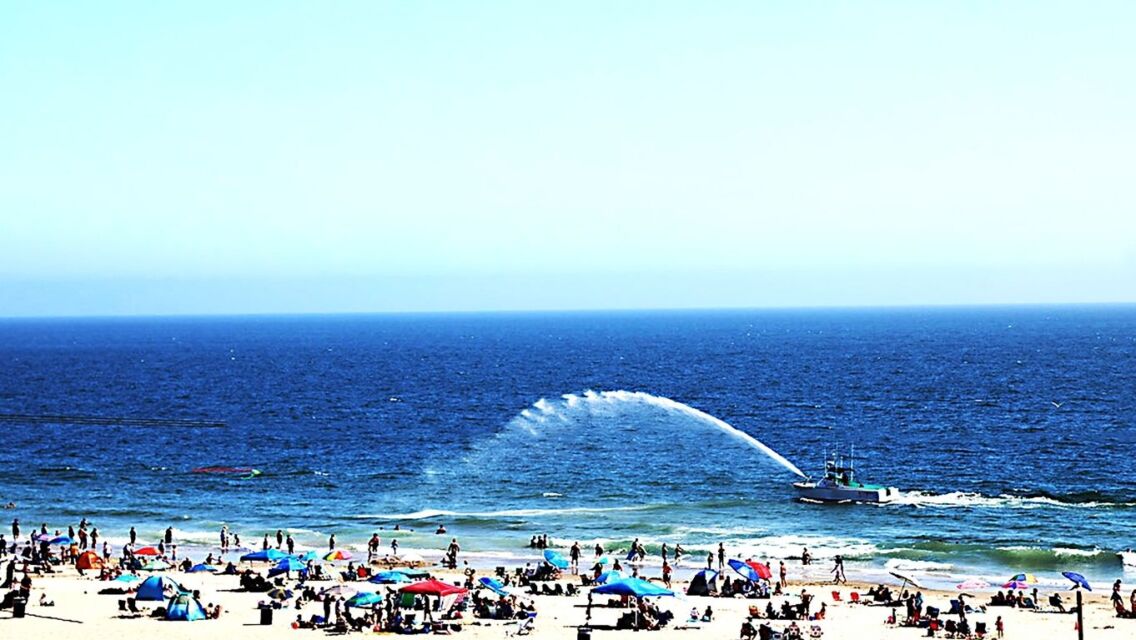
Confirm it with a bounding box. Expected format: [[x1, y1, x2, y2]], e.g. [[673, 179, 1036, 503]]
[[1, 306, 1133, 589]]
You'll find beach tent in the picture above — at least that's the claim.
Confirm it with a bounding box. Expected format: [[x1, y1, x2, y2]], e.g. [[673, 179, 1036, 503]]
[[544, 549, 570, 569], [77, 550, 104, 570], [165, 593, 208, 621], [187, 563, 217, 573], [241, 548, 288, 562], [478, 577, 512, 597], [136, 575, 182, 601], [686, 569, 719, 596]]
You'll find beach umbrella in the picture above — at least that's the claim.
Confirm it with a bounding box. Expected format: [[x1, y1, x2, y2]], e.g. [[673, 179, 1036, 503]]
[[324, 549, 352, 561], [889, 571, 923, 591], [594, 570, 624, 585], [544, 549, 570, 569], [728, 559, 762, 582], [346, 591, 383, 607], [298, 550, 322, 562], [370, 570, 412, 584], [266, 587, 294, 601], [1008, 573, 1038, 584], [268, 556, 307, 578], [113, 573, 141, 583], [142, 559, 171, 571], [1062, 572, 1091, 591], [241, 548, 288, 562], [597, 556, 612, 565], [746, 560, 773, 580], [319, 585, 359, 599], [49, 535, 73, 545], [186, 563, 217, 573], [956, 579, 990, 591], [134, 546, 161, 557], [478, 577, 512, 597], [1002, 580, 1031, 590], [399, 579, 468, 597], [399, 551, 425, 564], [592, 577, 674, 598]]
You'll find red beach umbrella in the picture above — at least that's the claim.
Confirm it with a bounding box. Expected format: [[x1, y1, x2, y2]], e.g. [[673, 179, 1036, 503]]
[[134, 546, 161, 556], [747, 561, 772, 580], [398, 579, 468, 597]]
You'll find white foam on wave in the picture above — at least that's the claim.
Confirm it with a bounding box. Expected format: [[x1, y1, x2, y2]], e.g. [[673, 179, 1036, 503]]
[[517, 390, 807, 479], [888, 491, 1132, 510], [884, 558, 954, 572], [350, 505, 655, 521]]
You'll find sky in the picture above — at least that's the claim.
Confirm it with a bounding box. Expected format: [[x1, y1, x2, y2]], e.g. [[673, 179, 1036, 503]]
[[1, 1, 1134, 316]]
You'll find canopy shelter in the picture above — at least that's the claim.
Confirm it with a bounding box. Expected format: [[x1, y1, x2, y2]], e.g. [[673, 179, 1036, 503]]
[[587, 578, 674, 626], [399, 579, 469, 597], [241, 548, 288, 562]]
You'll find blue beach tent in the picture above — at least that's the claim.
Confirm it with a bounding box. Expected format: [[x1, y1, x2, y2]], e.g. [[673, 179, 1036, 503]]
[[187, 563, 217, 573], [136, 575, 182, 601], [592, 577, 674, 599], [544, 549, 570, 569], [165, 593, 208, 621], [686, 569, 719, 596], [268, 556, 306, 577]]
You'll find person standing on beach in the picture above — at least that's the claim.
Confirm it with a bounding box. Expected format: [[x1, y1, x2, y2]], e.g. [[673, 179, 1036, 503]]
[[262, 535, 269, 551], [660, 543, 668, 562], [831, 555, 846, 584], [801, 547, 811, 565], [286, 533, 295, 555], [706, 552, 714, 570], [328, 533, 336, 550], [717, 543, 726, 571], [129, 527, 137, 546], [674, 544, 684, 564], [570, 542, 580, 573], [165, 527, 173, 545], [662, 560, 672, 589], [779, 560, 787, 586], [368, 534, 380, 561], [11, 519, 19, 540], [446, 538, 460, 569], [219, 525, 228, 552], [91, 527, 98, 548], [391, 539, 399, 556], [276, 529, 284, 548]]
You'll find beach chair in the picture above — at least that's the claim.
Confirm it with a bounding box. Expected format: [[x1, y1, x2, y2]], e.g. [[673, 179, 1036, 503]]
[[127, 598, 143, 616], [974, 622, 987, 638], [849, 592, 860, 604], [831, 591, 842, 602], [510, 613, 536, 636], [809, 624, 824, 638]]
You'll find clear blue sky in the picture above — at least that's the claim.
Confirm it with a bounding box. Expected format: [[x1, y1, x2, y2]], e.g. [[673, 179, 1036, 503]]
[[1, 1, 1133, 316]]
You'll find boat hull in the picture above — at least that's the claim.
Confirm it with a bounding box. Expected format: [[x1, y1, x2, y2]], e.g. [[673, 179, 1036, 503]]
[[793, 481, 897, 504]]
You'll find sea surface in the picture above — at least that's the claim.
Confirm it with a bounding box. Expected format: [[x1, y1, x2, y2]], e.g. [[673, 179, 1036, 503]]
[[1, 306, 1134, 588]]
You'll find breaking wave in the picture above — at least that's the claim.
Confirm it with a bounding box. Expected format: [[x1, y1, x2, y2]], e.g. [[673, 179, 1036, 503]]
[[887, 491, 1135, 510]]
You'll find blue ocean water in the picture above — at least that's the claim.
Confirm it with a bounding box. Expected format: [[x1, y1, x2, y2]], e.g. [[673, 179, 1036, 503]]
[[1, 306, 1133, 586]]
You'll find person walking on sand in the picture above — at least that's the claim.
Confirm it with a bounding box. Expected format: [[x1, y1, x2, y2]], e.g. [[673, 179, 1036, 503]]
[[717, 543, 726, 571], [446, 538, 461, 569], [831, 555, 846, 584], [286, 533, 295, 555], [995, 615, 1004, 638], [662, 560, 672, 589], [675, 544, 684, 564], [391, 539, 399, 556], [570, 542, 580, 573], [780, 560, 787, 586]]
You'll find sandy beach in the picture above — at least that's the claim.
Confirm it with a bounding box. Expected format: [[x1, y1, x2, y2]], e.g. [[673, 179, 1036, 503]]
[[2, 553, 1132, 640]]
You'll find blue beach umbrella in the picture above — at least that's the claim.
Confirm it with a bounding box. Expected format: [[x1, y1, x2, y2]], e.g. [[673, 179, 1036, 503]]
[[370, 570, 412, 584], [346, 591, 384, 607], [49, 535, 73, 545], [268, 556, 306, 577], [1062, 572, 1091, 591], [478, 577, 511, 597], [592, 577, 674, 598], [728, 558, 761, 582], [241, 548, 288, 562], [186, 563, 217, 573], [594, 570, 624, 584], [298, 550, 322, 562], [544, 549, 570, 569]]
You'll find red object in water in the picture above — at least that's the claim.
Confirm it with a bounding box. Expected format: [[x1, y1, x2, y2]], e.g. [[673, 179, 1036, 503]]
[[747, 560, 772, 580], [398, 579, 468, 596], [134, 546, 161, 556]]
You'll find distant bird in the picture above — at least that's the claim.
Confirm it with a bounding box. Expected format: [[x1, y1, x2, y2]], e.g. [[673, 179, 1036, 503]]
[[1051, 401, 1063, 408]]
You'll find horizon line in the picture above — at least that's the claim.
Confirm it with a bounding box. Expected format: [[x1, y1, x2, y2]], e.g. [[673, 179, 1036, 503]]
[[2, 300, 1134, 322]]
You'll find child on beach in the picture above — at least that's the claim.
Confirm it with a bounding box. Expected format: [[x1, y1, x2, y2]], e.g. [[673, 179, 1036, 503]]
[[995, 615, 1004, 638]]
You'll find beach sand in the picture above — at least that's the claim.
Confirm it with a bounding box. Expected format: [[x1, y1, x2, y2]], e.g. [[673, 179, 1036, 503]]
[[2, 560, 1131, 640]]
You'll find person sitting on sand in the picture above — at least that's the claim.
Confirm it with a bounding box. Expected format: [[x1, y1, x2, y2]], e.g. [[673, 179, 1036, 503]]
[[701, 605, 714, 622], [39, 593, 54, 607], [784, 621, 802, 640], [740, 619, 757, 639]]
